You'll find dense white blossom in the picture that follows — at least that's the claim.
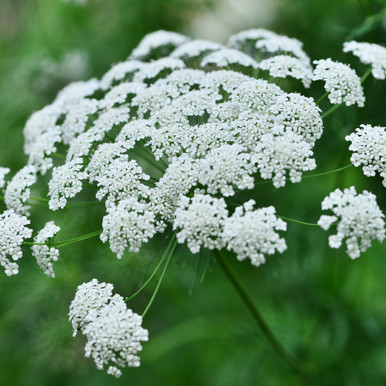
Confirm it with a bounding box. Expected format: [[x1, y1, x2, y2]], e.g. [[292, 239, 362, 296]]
[[346, 124, 386, 186], [255, 34, 311, 66], [4, 165, 37, 216], [69, 279, 114, 334], [149, 155, 199, 226], [253, 131, 316, 188], [32, 221, 61, 278], [258, 55, 313, 87], [318, 187, 385, 259], [198, 144, 257, 196], [222, 201, 287, 266], [171, 39, 224, 61], [313, 59, 365, 107], [0, 167, 10, 189], [48, 158, 87, 210], [69, 279, 148, 377], [201, 48, 259, 69], [173, 194, 228, 254], [269, 93, 323, 145], [0, 210, 32, 276], [101, 198, 156, 257], [228, 28, 277, 51], [133, 58, 185, 83], [130, 30, 189, 61], [343, 41, 386, 80], [101, 60, 143, 89]]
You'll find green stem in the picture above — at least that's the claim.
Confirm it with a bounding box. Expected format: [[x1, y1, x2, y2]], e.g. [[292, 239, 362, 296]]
[[142, 235, 178, 318], [23, 229, 102, 248], [214, 250, 307, 375], [276, 215, 319, 227], [126, 235, 176, 301], [51, 152, 66, 160], [316, 92, 328, 105]]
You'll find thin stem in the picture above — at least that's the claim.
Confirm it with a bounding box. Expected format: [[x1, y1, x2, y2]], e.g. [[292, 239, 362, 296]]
[[214, 250, 306, 375], [51, 152, 66, 160], [316, 92, 328, 105], [302, 163, 352, 179], [126, 235, 175, 301], [142, 235, 178, 318], [276, 215, 319, 227], [23, 229, 102, 248]]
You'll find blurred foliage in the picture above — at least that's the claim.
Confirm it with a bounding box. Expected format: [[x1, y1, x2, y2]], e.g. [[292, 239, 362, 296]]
[[0, 0, 385, 385]]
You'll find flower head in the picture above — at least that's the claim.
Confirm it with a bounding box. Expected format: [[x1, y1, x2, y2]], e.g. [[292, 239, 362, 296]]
[[318, 187, 385, 258], [222, 201, 287, 266], [346, 124, 386, 186], [0, 210, 32, 276], [32, 221, 61, 278], [343, 41, 386, 80], [313, 59, 365, 107]]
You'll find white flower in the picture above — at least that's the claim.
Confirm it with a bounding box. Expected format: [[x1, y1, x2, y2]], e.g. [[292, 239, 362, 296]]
[[0, 210, 32, 276], [222, 201, 287, 267], [201, 48, 259, 69], [345, 124, 386, 186], [4, 165, 37, 216], [149, 155, 199, 226], [171, 39, 224, 61], [343, 41, 386, 80], [69, 279, 114, 334], [252, 130, 316, 188], [173, 194, 228, 254], [0, 167, 10, 189], [258, 55, 313, 88], [101, 60, 144, 89], [69, 279, 148, 378], [133, 58, 185, 84], [255, 34, 311, 66], [313, 59, 365, 107], [32, 221, 60, 278], [228, 28, 278, 52], [48, 158, 87, 210], [318, 187, 385, 259], [129, 30, 189, 61], [269, 93, 323, 145], [198, 144, 257, 196], [101, 197, 156, 258]]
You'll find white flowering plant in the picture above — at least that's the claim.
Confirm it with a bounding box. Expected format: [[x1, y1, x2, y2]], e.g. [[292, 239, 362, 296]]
[[0, 28, 385, 378]]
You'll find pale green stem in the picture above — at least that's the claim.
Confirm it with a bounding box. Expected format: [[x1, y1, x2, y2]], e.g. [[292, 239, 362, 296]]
[[126, 234, 176, 301], [214, 250, 307, 375], [142, 235, 178, 318], [276, 215, 319, 227], [51, 152, 66, 160], [316, 92, 328, 105], [23, 229, 102, 248]]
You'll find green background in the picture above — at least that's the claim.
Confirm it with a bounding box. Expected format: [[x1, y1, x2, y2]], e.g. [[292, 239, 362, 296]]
[[0, 0, 385, 385]]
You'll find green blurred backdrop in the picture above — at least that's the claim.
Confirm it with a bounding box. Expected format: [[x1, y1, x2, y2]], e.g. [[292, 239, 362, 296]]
[[0, 0, 385, 385]]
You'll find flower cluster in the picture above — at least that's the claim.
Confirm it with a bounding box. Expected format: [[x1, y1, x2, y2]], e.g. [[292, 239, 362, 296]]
[[343, 41, 386, 80], [32, 221, 61, 278], [0, 210, 32, 276], [318, 187, 385, 259], [313, 59, 365, 106], [345, 124, 386, 187], [69, 279, 148, 378]]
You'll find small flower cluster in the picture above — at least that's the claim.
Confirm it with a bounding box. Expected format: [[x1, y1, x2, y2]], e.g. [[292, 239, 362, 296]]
[[0, 210, 32, 276], [346, 124, 386, 186], [69, 279, 148, 378], [318, 187, 385, 259], [313, 59, 365, 106], [343, 41, 386, 80], [173, 194, 288, 265], [32, 221, 61, 278]]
